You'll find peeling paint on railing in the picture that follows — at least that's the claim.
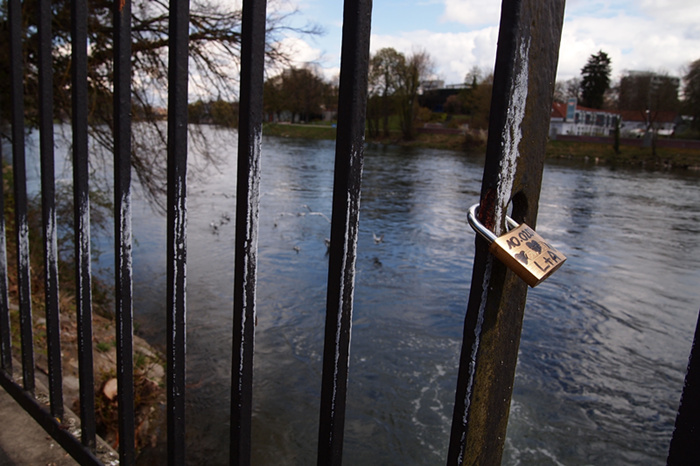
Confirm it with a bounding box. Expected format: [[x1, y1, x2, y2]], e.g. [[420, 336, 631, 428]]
[[318, 1, 372, 460], [495, 37, 530, 232]]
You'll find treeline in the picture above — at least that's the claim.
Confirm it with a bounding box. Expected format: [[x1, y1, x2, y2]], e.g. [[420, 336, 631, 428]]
[[436, 68, 494, 132], [190, 49, 700, 141], [263, 67, 338, 123], [252, 48, 492, 143], [206, 47, 441, 141], [259, 47, 439, 141], [187, 67, 338, 127], [188, 99, 239, 127]]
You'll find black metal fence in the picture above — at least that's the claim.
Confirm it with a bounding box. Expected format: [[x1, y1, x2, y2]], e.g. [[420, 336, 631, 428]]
[[2, 0, 373, 462], [1, 0, 698, 464]]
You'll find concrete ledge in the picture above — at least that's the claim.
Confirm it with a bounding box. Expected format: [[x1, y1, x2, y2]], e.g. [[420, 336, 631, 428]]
[[0, 386, 79, 465]]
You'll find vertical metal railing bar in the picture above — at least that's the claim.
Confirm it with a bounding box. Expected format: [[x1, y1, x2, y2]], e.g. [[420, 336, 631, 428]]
[[317, 0, 373, 464], [229, 0, 266, 464], [0, 14, 13, 378], [166, 0, 190, 463], [71, 0, 97, 450], [38, 0, 64, 422], [447, 6, 522, 462], [0, 130, 10, 374], [447, 1, 565, 464], [8, 0, 35, 395], [114, 0, 136, 463]]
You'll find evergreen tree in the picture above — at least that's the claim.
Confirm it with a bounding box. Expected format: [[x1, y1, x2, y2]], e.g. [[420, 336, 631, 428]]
[[580, 51, 612, 109]]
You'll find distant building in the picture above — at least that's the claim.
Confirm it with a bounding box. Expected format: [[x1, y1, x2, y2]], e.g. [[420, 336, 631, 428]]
[[549, 99, 620, 138], [418, 82, 466, 113], [419, 80, 445, 93], [618, 110, 678, 137], [619, 71, 680, 114], [617, 71, 680, 136]]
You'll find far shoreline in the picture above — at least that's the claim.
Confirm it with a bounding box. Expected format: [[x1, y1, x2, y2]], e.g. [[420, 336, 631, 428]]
[[262, 122, 700, 171]]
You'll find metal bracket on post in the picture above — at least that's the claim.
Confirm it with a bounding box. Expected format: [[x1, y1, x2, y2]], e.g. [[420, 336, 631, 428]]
[[447, 1, 566, 464]]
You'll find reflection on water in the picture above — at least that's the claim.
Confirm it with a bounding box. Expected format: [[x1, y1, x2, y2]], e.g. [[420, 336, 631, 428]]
[[17, 126, 700, 464]]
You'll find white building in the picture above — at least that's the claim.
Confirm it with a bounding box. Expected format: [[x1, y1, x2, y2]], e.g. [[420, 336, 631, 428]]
[[549, 99, 620, 138]]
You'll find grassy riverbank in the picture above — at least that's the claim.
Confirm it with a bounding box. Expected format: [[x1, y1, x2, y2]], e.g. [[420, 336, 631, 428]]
[[546, 140, 700, 169], [263, 122, 700, 170]]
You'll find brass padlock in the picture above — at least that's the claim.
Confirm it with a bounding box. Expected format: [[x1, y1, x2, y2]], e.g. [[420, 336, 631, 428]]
[[468, 203, 566, 287]]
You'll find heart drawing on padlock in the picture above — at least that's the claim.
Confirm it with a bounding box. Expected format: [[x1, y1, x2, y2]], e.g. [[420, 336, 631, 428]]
[[467, 203, 567, 287], [525, 240, 542, 254]]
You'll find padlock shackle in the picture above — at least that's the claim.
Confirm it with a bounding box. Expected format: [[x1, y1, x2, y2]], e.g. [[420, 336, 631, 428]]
[[468, 203, 498, 243], [467, 203, 519, 243]]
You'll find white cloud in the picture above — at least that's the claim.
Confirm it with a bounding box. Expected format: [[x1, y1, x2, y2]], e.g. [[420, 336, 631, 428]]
[[320, 66, 341, 83], [440, 0, 501, 27], [374, 0, 700, 85], [267, 36, 341, 82], [638, 0, 700, 27], [268, 0, 304, 15], [289, 0, 699, 89], [557, 5, 699, 82], [274, 37, 324, 67], [371, 27, 500, 84]]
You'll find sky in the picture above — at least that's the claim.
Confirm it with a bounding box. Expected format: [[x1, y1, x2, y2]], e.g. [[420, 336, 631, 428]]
[[274, 0, 700, 88]]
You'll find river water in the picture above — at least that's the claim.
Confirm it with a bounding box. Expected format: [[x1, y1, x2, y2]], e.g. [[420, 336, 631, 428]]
[[16, 126, 700, 464]]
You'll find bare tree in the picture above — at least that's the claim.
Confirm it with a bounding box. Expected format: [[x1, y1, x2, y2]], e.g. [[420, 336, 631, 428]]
[[368, 48, 405, 137], [366, 48, 434, 141], [396, 49, 434, 140], [0, 0, 320, 206], [264, 66, 330, 123], [553, 77, 581, 103], [464, 66, 484, 87]]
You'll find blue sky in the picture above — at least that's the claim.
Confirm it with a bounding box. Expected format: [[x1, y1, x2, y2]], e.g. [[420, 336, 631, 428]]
[[275, 0, 700, 87]]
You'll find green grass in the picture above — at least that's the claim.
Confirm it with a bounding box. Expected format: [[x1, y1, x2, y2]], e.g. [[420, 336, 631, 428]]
[[546, 140, 700, 169], [96, 340, 114, 353], [263, 123, 336, 140], [262, 123, 700, 169], [134, 351, 147, 370]]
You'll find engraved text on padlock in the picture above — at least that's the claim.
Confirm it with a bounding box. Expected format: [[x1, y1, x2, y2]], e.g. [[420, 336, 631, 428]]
[[489, 223, 565, 287]]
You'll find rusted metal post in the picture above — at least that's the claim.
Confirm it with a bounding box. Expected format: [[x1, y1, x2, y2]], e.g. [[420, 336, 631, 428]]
[[447, 1, 566, 464]]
